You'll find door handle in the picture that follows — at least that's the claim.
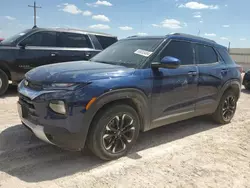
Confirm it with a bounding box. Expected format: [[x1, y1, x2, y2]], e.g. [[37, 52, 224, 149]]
[[85, 52, 92, 58], [50, 53, 58, 57], [188, 71, 198, 76], [221, 68, 229, 74]]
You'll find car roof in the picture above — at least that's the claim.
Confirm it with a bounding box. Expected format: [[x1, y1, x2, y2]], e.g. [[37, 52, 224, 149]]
[[30, 27, 117, 38], [126, 33, 226, 48]]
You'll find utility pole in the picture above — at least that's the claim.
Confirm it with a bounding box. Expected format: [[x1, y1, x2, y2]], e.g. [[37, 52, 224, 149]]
[[28, 1, 42, 28]]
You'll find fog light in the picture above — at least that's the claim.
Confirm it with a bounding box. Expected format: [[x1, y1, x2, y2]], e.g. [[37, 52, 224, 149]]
[[49, 101, 66, 115]]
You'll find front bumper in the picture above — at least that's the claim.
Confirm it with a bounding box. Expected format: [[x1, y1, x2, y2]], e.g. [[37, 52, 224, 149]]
[[17, 81, 93, 151]]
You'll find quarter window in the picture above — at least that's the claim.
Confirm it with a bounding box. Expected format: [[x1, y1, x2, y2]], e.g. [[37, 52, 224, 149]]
[[58, 32, 92, 48], [20, 31, 57, 47], [95, 35, 117, 49], [196, 44, 218, 64], [160, 41, 194, 65]]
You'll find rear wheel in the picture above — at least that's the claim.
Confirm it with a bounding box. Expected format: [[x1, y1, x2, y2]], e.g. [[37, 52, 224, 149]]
[[212, 91, 237, 124], [0, 69, 9, 96], [87, 104, 140, 160]]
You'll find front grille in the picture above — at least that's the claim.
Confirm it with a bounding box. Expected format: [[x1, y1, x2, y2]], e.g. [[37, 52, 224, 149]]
[[19, 94, 38, 123]]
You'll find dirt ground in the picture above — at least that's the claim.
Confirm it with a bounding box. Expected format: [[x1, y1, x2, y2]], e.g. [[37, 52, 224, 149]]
[[0, 85, 249, 188]]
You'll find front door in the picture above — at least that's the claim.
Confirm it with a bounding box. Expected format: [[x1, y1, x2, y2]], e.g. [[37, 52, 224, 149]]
[[151, 40, 198, 128], [15, 31, 58, 75]]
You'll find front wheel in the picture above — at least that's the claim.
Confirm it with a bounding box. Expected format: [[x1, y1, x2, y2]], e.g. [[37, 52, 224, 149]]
[[212, 91, 237, 124], [87, 104, 140, 160], [0, 69, 9, 96]]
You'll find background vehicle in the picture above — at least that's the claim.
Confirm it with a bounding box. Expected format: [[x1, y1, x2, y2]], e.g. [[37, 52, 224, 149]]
[[0, 27, 117, 95], [17, 33, 242, 160], [243, 70, 250, 89]]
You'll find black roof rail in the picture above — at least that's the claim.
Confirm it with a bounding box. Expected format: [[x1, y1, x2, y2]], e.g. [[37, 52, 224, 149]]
[[127, 35, 138, 38], [170, 33, 216, 43]]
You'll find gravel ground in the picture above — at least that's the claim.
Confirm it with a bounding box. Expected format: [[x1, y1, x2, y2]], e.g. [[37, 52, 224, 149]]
[[0, 85, 249, 188]]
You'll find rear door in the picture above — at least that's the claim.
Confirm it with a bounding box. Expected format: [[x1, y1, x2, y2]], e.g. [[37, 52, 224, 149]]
[[195, 44, 227, 113], [57, 32, 100, 62]]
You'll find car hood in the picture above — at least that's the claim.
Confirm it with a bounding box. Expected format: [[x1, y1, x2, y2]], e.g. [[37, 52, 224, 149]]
[[25, 61, 135, 83]]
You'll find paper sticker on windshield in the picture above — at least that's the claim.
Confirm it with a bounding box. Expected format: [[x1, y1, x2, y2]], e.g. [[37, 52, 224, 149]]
[[134, 49, 153, 57]]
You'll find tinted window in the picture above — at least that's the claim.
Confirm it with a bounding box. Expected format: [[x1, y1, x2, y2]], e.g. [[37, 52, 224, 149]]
[[218, 48, 235, 64], [160, 41, 194, 65], [91, 39, 163, 68], [1, 29, 31, 45], [196, 44, 218, 64], [95, 35, 117, 49], [59, 32, 92, 48], [21, 31, 57, 47]]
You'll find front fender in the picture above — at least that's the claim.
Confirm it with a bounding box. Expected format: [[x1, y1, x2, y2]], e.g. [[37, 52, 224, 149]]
[[79, 88, 151, 148]]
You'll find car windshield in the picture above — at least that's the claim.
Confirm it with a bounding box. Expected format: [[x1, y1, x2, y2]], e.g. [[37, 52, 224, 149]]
[[0, 29, 31, 45], [90, 38, 163, 68]]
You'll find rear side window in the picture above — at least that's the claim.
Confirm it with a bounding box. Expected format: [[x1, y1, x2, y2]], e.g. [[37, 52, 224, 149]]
[[59, 32, 92, 48], [95, 35, 117, 49], [196, 44, 218, 64], [217, 48, 235, 64], [159, 40, 194, 65], [21, 31, 57, 47]]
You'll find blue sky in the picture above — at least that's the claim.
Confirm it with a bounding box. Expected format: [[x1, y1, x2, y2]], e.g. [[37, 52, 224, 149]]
[[0, 0, 249, 47]]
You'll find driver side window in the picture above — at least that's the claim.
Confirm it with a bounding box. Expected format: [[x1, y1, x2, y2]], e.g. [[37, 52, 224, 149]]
[[20, 31, 57, 47], [159, 40, 194, 65]]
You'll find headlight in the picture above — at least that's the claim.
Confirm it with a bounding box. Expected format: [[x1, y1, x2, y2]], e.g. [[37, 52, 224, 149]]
[[43, 82, 90, 90], [49, 100, 66, 115], [51, 83, 75, 88]]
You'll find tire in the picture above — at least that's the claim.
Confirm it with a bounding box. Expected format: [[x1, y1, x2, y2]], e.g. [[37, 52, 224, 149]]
[[244, 84, 250, 90], [212, 90, 237, 124], [87, 104, 140, 160], [0, 69, 9, 96]]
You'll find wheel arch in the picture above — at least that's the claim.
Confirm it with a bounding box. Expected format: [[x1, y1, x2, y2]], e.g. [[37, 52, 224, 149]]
[[218, 79, 241, 103], [0, 62, 11, 80], [85, 88, 151, 134]]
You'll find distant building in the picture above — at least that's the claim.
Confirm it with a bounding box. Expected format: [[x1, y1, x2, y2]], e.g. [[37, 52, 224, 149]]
[[230, 48, 250, 71]]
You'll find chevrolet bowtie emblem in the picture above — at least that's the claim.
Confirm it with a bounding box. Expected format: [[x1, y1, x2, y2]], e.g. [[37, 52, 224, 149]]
[[24, 80, 29, 86]]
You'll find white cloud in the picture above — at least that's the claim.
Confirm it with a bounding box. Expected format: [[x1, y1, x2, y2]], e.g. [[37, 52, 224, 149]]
[[82, 11, 92, 16], [119, 26, 133, 31], [152, 18, 184, 29], [225, 4, 228, 7], [179, 2, 219, 10], [183, 22, 188, 27], [161, 19, 182, 29], [61, 3, 82, 14], [87, 0, 112, 7], [194, 15, 201, 18], [204, 33, 216, 37], [220, 37, 229, 40], [5, 16, 16, 20], [200, 20, 203, 23], [193, 12, 201, 18], [137, 32, 148, 36], [240, 38, 246, 41], [57, 5, 61, 8], [152, 24, 160, 27], [222, 25, 230, 28], [89, 24, 110, 30], [95, 0, 112, 6], [92, 15, 110, 22]]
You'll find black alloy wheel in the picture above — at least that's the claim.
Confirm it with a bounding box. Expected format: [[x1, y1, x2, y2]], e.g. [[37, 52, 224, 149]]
[[102, 114, 136, 154]]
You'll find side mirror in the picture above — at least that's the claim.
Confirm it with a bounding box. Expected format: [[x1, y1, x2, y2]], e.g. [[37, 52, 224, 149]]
[[19, 42, 27, 49], [151, 56, 181, 69]]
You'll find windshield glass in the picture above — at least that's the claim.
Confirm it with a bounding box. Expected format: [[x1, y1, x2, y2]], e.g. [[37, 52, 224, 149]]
[[91, 38, 163, 68], [1, 29, 31, 45]]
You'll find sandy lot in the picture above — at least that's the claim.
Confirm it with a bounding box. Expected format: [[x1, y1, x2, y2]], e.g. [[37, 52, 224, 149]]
[[0, 86, 249, 188]]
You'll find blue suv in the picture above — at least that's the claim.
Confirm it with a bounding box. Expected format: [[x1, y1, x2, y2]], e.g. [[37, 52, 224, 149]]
[[17, 33, 242, 160]]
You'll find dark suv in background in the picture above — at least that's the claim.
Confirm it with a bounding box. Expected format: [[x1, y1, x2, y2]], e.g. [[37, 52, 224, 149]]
[[18, 33, 242, 160], [0, 27, 117, 95]]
